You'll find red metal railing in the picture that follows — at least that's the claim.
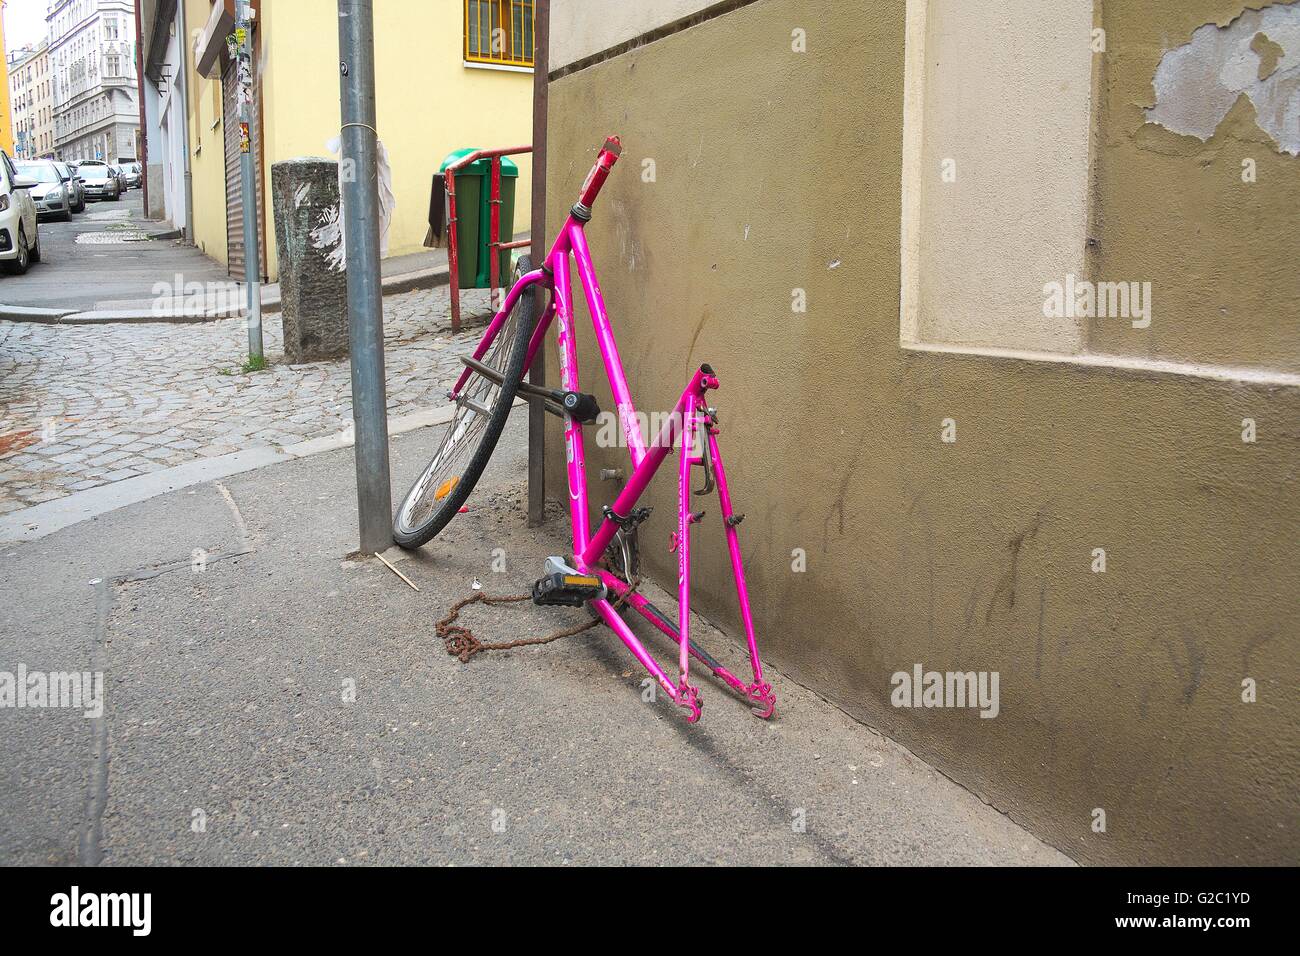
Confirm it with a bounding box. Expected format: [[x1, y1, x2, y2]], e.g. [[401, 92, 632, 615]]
[[443, 144, 533, 332]]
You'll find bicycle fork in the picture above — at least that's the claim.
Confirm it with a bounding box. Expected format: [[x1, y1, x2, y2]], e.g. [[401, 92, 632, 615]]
[[583, 368, 775, 722]]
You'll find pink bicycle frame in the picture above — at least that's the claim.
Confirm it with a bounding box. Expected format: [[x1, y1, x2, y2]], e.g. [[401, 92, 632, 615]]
[[450, 138, 774, 723]]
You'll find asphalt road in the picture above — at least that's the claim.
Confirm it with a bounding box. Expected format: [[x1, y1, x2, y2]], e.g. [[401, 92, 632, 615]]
[[0, 414, 1071, 866], [0, 191, 232, 312]]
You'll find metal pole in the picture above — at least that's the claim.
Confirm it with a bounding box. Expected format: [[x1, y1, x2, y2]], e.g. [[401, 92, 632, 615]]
[[338, 0, 393, 553], [234, 0, 263, 360], [176, 0, 195, 239], [527, 0, 549, 528], [132, 0, 148, 215]]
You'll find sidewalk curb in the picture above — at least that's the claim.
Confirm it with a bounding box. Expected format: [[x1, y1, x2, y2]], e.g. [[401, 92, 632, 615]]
[[0, 264, 450, 325], [0, 305, 80, 322], [0, 404, 462, 545], [9, 307, 247, 325]]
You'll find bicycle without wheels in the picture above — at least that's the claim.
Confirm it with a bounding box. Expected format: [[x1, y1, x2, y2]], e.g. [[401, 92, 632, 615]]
[[395, 137, 775, 723]]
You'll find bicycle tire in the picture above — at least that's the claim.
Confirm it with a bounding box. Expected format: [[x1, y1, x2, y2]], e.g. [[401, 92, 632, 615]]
[[393, 256, 537, 549]]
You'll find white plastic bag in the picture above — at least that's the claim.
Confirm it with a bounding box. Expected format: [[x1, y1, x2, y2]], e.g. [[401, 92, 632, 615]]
[[316, 134, 397, 272]]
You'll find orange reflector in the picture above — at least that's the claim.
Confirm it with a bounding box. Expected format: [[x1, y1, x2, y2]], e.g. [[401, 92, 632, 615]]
[[434, 476, 460, 501], [563, 575, 600, 588]]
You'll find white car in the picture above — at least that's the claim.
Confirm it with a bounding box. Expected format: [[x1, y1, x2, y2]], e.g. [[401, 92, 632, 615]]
[[0, 151, 40, 275], [77, 160, 121, 202], [16, 160, 73, 222]]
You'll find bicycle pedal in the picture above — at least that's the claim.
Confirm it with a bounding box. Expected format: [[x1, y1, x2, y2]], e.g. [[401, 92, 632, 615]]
[[531, 558, 607, 607]]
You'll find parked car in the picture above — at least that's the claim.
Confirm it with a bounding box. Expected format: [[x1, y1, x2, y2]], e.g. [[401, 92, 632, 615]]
[[0, 151, 40, 274], [54, 161, 86, 213], [77, 161, 121, 202], [123, 162, 142, 189], [15, 161, 73, 222]]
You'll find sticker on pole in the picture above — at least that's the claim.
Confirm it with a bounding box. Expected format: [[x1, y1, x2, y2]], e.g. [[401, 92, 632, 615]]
[[240, 122, 251, 153]]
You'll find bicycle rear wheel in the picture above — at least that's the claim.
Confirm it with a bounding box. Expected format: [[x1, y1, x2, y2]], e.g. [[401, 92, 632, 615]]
[[393, 256, 537, 549]]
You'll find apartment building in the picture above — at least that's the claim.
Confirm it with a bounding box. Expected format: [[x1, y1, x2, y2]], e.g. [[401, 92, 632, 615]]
[[48, 0, 139, 162], [8, 42, 55, 160], [5, 46, 32, 158]]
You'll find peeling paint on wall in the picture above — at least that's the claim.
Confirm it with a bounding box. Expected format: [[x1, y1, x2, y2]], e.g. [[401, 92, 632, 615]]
[[310, 204, 346, 272], [1145, 2, 1300, 154]]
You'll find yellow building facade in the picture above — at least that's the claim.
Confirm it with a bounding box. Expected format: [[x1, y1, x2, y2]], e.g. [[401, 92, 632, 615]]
[[0, 3, 14, 156], [173, 0, 534, 280]]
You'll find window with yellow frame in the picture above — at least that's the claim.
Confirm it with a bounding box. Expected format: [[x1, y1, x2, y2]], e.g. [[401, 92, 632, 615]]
[[464, 0, 535, 69]]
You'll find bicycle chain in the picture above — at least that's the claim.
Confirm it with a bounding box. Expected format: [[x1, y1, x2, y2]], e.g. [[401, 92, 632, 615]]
[[436, 575, 640, 663]]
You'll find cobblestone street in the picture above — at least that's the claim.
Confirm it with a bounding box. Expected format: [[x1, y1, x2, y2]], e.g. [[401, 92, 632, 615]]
[[0, 287, 492, 513]]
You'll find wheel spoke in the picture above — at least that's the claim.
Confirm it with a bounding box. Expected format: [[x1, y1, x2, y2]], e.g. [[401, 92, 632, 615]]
[[395, 264, 535, 539]]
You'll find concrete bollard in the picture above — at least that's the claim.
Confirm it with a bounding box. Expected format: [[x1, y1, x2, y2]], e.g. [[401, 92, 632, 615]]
[[271, 158, 350, 363], [145, 165, 165, 220]]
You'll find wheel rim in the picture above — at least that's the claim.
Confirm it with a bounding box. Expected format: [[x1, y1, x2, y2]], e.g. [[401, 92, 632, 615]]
[[395, 290, 526, 535]]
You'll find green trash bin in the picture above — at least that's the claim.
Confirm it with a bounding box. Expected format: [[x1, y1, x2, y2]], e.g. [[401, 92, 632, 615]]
[[439, 149, 520, 289]]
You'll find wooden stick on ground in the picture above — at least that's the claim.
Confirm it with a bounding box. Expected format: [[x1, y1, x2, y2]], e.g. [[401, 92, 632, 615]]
[[375, 551, 420, 592]]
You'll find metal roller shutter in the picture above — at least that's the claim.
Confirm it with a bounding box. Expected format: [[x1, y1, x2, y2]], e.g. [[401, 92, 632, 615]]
[[222, 46, 267, 280]]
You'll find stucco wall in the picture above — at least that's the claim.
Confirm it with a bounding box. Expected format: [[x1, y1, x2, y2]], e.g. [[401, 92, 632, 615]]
[[0, 13, 13, 156], [1089, 0, 1300, 373], [904, 0, 1094, 354], [543, 0, 1299, 864], [549, 0, 716, 70], [182, 0, 533, 279], [258, 0, 533, 281], [185, 0, 230, 266]]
